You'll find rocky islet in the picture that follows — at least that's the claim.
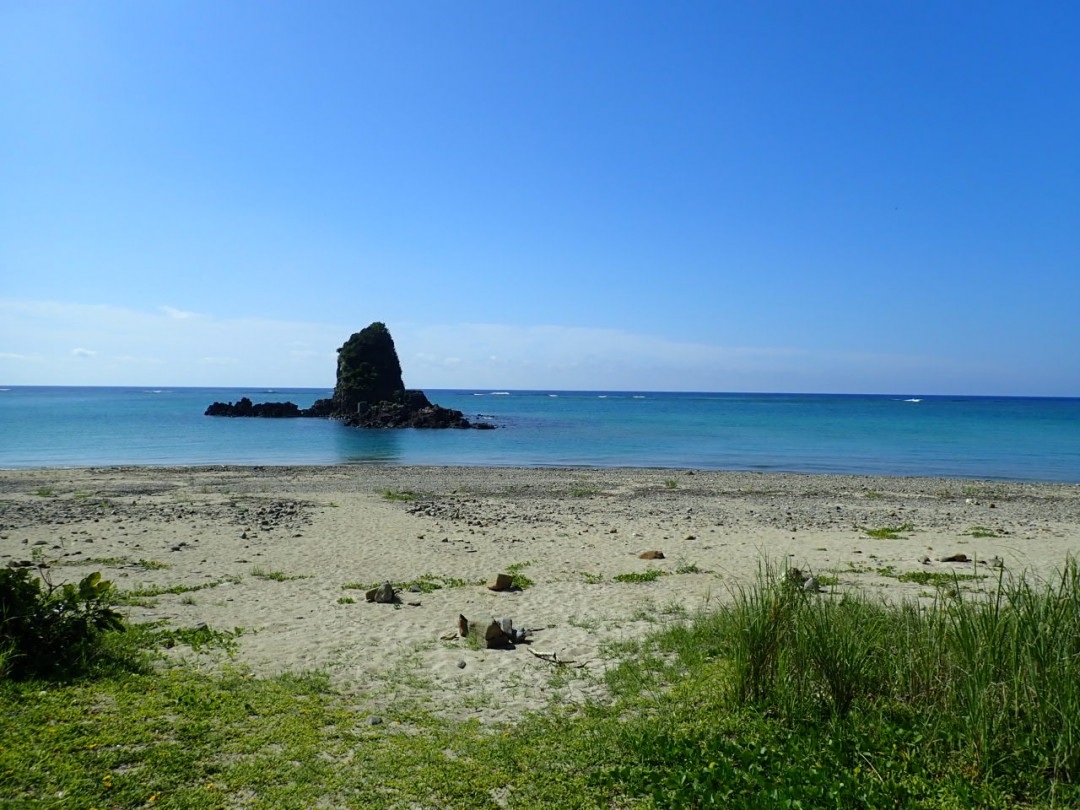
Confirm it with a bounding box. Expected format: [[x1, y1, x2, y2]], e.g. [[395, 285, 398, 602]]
[[205, 322, 491, 429]]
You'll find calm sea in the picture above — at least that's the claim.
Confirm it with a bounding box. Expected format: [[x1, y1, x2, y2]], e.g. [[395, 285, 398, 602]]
[[0, 387, 1078, 482]]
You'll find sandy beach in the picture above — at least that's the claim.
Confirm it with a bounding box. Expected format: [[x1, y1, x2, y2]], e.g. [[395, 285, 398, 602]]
[[3, 465, 1078, 721]]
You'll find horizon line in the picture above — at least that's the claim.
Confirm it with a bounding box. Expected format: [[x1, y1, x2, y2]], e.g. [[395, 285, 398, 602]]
[[1, 384, 1077, 400]]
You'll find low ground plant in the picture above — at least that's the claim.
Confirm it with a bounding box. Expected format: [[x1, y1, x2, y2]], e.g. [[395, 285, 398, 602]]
[[569, 485, 599, 497], [4, 559, 1078, 807], [117, 576, 242, 603], [863, 522, 915, 539], [613, 569, 667, 584], [342, 574, 482, 594], [505, 561, 534, 589], [251, 567, 309, 582], [895, 569, 984, 587]]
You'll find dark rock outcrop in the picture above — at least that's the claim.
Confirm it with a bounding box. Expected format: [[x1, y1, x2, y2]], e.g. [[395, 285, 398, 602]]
[[205, 322, 493, 429], [343, 389, 487, 429], [205, 398, 303, 418], [303, 398, 337, 418]]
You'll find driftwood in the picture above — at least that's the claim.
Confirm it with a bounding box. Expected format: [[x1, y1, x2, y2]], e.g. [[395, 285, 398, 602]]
[[527, 648, 587, 668]]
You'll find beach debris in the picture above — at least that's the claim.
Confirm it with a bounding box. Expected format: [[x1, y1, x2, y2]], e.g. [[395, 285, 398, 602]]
[[784, 568, 823, 593], [487, 573, 514, 591], [528, 649, 586, 668], [939, 553, 970, 563], [920, 555, 931, 564], [457, 614, 531, 648], [481, 618, 510, 648], [989, 555, 1005, 568], [638, 549, 665, 560], [457, 660, 467, 669], [366, 581, 398, 604]]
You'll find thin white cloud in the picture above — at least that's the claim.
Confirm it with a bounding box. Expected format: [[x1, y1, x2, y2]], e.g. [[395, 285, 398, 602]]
[[392, 321, 995, 394], [0, 299, 346, 386], [0, 299, 1049, 394], [0, 351, 41, 361], [160, 306, 202, 320], [396, 322, 813, 390]]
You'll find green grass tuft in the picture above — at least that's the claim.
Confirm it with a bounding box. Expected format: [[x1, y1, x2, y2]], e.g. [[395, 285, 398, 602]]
[[569, 486, 599, 497], [505, 561, 534, 589], [117, 576, 242, 602], [251, 567, 309, 582], [674, 562, 705, 575], [342, 574, 483, 593], [863, 522, 914, 539], [894, 570, 984, 587], [613, 569, 668, 584]]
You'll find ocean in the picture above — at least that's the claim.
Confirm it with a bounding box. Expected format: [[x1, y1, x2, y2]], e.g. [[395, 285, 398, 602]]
[[1, 387, 1078, 483]]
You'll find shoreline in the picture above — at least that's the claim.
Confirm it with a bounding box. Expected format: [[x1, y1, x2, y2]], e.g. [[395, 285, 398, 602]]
[[3, 465, 1078, 721], [5, 461, 1080, 486]]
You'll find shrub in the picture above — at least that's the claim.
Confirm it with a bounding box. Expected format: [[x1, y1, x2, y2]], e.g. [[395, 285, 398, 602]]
[[0, 568, 125, 679]]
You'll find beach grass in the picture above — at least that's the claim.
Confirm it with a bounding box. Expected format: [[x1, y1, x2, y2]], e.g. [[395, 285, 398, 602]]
[[381, 489, 418, 502], [613, 568, 667, 583], [3, 559, 1079, 807], [863, 522, 915, 539], [342, 573, 484, 594], [251, 567, 309, 582]]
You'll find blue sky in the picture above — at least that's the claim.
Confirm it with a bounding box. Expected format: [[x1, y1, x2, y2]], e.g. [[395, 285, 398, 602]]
[[2, 1, 1077, 395]]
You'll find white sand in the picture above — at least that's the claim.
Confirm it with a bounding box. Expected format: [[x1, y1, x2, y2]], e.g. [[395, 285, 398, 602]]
[[3, 466, 1078, 721]]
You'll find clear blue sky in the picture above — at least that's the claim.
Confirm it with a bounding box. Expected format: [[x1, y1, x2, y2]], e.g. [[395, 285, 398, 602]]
[[2, 1, 1077, 395]]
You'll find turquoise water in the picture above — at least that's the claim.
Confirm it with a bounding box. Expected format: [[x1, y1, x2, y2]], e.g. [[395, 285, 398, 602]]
[[1, 387, 1078, 482]]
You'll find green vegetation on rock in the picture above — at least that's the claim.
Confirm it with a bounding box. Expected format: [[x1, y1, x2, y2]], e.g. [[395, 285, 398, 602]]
[[332, 322, 405, 413]]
